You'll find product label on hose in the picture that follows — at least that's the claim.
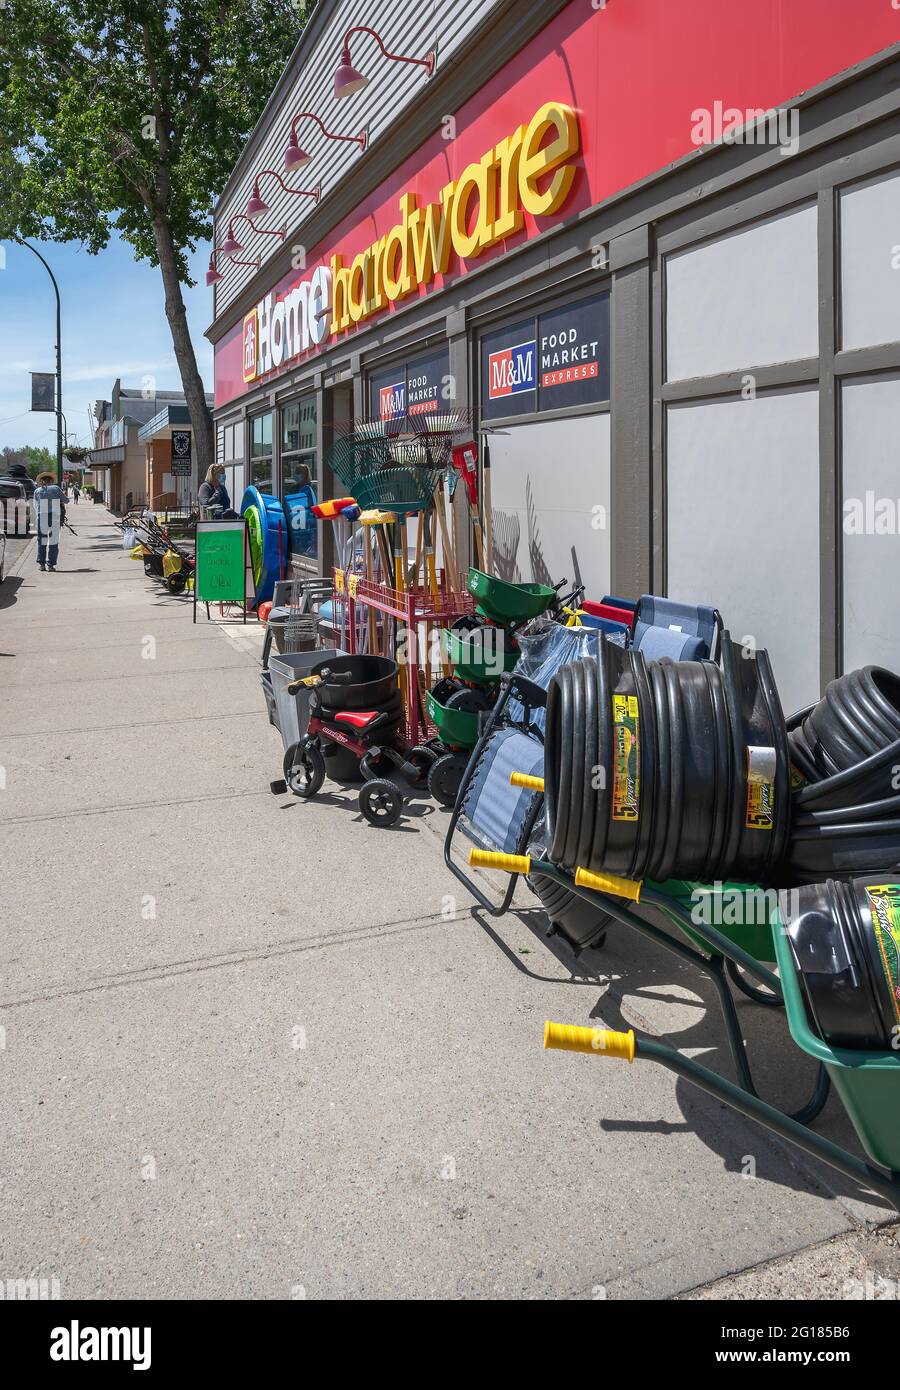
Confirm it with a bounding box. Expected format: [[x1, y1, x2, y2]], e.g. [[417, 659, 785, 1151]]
[[864, 885, 900, 1022], [611, 694, 640, 822], [745, 746, 775, 831]]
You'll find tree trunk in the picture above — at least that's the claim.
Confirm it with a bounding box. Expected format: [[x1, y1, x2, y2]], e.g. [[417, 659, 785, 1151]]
[[151, 214, 214, 484]]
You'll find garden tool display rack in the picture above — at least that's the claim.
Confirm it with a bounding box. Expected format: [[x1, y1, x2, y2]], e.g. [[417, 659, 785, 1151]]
[[331, 567, 474, 745]]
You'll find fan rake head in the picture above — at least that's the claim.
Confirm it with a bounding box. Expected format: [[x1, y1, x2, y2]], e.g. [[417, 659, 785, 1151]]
[[325, 410, 475, 515]]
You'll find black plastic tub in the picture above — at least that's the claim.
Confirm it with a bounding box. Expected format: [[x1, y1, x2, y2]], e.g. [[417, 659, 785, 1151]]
[[311, 655, 399, 711], [782, 878, 900, 1050]]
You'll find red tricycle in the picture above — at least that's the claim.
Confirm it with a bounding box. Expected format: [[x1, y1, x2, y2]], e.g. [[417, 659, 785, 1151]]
[[282, 658, 439, 826]]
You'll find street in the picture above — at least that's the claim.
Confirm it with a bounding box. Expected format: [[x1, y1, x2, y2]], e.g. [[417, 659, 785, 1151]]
[[0, 506, 896, 1300]]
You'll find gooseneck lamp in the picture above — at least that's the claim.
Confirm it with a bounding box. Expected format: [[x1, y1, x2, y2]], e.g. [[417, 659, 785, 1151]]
[[333, 26, 436, 101], [205, 245, 260, 285], [245, 170, 321, 220], [284, 112, 367, 171], [220, 213, 286, 256]]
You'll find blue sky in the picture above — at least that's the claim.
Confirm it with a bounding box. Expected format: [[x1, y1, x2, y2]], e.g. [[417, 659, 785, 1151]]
[[0, 232, 214, 454]]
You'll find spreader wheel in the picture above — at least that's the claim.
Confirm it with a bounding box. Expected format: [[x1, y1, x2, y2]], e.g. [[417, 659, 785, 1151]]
[[427, 752, 469, 808]]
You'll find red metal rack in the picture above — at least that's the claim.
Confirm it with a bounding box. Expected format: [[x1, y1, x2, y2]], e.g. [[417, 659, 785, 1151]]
[[331, 568, 474, 745]]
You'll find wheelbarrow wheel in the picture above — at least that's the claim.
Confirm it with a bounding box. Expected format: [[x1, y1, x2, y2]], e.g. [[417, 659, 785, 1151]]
[[359, 778, 403, 827], [428, 752, 469, 807], [283, 741, 326, 799], [166, 572, 187, 594]]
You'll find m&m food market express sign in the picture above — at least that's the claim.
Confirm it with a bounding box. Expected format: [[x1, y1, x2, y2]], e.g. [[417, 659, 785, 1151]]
[[238, 102, 581, 387]]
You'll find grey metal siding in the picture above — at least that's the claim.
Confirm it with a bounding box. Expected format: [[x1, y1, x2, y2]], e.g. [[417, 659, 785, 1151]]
[[212, 0, 503, 319]]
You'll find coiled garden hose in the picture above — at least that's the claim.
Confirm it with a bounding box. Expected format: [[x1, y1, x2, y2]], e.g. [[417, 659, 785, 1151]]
[[790, 666, 900, 782], [786, 666, 900, 880]]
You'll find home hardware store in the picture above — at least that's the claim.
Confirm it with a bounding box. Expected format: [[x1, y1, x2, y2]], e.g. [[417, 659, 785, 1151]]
[[207, 0, 900, 714]]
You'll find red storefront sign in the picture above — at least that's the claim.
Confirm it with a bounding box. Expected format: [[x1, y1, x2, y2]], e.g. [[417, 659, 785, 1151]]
[[215, 0, 899, 408]]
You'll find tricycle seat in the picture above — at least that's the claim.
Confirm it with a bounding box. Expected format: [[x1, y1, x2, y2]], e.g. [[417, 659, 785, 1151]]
[[333, 710, 379, 730]]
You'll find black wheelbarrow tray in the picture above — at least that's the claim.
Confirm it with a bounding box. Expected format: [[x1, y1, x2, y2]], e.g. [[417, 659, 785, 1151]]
[[473, 855, 900, 1211]]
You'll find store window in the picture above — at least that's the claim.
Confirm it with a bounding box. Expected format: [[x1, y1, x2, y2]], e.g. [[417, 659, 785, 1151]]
[[841, 373, 900, 673], [666, 388, 820, 716], [840, 167, 900, 351], [477, 292, 611, 597], [665, 206, 818, 380], [250, 412, 273, 491], [217, 419, 246, 504], [280, 397, 318, 561]]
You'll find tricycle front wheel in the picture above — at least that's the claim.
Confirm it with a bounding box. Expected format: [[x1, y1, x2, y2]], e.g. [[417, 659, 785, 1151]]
[[283, 741, 326, 798]]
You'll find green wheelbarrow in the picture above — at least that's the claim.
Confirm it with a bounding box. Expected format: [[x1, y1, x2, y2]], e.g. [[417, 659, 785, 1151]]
[[469, 847, 831, 1127], [472, 846, 900, 1208]]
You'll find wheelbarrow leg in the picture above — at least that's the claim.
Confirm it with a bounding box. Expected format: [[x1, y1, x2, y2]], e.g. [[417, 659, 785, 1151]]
[[542, 868, 833, 1126], [636, 1036, 895, 1211], [544, 1022, 900, 1213]]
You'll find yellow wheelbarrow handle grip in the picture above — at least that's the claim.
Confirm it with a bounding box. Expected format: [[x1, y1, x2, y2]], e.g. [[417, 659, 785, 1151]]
[[574, 866, 642, 902], [510, 772, 544, 792], [543, 1021, 635, 1061], [468, 849, 531, 875]]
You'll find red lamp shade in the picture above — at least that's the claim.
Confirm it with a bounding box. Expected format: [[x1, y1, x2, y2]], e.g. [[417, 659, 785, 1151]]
[[245, 181, 269, 219], [284, 135, 312, 172], [220, 230, 243, 255], [205, 254, 224, 286], [334, 48, 369, 100]]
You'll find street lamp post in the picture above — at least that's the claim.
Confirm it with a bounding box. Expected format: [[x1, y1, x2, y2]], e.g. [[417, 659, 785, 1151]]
[[15, 236, 63, 486]]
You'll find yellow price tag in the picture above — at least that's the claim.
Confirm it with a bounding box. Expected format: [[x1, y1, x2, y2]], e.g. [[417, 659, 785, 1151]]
[[334, 569, 346, 594], [348, 574, 359, 598]]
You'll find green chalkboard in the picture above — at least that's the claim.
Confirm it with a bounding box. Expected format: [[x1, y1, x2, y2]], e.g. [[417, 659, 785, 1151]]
[[195, 521, 247, 604]]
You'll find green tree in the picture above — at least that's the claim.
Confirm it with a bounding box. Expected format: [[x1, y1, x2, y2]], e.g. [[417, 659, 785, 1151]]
[[24, 445, 57, 478], [0, 0, 309, 477]]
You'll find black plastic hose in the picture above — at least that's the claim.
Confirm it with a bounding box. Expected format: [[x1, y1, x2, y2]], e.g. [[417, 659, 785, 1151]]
[[543, 634, 790, 884], [789, 667, 900, 782], [786, 667, 900, 881]]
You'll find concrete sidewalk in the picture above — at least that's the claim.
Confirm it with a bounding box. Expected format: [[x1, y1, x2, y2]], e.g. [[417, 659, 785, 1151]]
[[0, 506, 897, 1300]]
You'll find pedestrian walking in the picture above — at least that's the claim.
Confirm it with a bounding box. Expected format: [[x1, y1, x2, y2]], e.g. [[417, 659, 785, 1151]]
[[32, 471, 66, 572], [72, 482, 80, 503]]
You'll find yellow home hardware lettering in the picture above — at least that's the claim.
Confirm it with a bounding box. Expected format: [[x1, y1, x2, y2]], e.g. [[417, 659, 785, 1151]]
[[330, 101, 580, 334]]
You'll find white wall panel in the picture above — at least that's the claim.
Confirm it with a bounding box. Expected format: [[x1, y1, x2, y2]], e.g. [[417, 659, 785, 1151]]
[[842, 373, 900, 672], [665, 206, 818, 381], [840, 168, 900, 351], [666, 388, 820, 714], [488, 413, 610, 600], [213, 0, 502, 319]]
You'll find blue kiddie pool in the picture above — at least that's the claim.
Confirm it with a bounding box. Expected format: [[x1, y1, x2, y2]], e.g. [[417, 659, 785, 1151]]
[[240, 486, 287, 606]]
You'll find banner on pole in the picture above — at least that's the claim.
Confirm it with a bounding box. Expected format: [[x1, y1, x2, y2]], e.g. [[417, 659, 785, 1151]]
[[31, 372, 56, 413]]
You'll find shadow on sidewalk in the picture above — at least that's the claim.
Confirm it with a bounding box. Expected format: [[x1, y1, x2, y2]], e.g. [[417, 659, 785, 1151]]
[[0, 575, 25, 611]]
